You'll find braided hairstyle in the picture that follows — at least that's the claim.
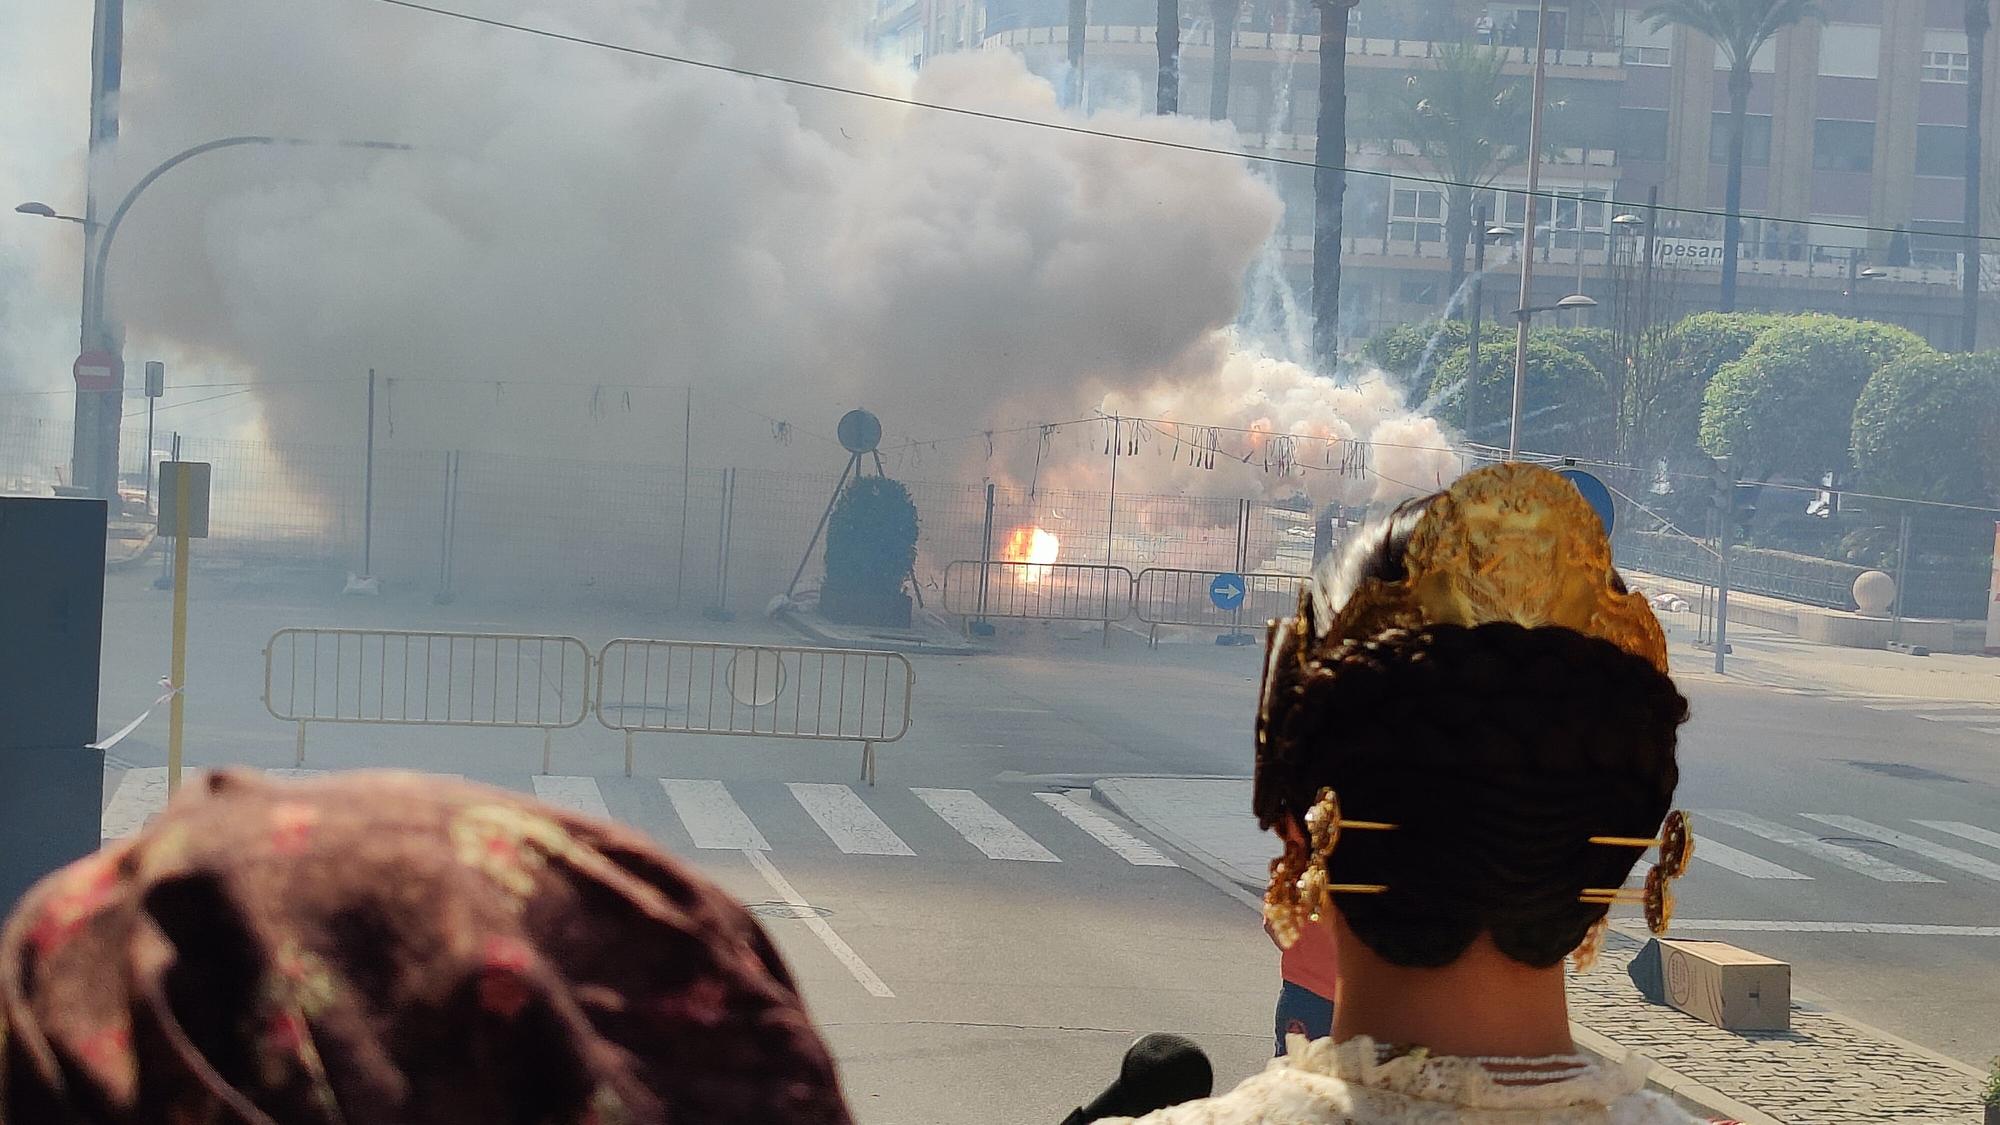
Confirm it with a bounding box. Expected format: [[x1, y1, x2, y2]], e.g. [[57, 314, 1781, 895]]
[[1254, 495, 1689, 969]]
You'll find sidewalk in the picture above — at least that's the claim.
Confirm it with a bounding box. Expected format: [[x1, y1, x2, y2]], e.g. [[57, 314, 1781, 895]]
[[1094, 777, 1989, 1125]]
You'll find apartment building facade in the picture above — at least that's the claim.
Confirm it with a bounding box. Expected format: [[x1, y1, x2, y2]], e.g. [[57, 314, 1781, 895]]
[[870, 0, 1999, 348]]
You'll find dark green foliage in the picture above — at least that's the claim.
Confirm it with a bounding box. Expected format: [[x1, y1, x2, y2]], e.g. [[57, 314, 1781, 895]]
[[1646, 312, 1783, 458], [1699, 315, 1931, 478], [1429, 337, 1611, 454], [1852, 351, 2000, 505], [821, 476, 920, 627]]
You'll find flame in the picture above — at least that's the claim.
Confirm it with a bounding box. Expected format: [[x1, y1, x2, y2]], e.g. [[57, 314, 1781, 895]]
[[1001, 526, 1061, 583]]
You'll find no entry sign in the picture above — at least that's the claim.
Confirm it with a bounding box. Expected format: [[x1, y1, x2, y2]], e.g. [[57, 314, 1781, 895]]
[[73, 350, 122, 392]]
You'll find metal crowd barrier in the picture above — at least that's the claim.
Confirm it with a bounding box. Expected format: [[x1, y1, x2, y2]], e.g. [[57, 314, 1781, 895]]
[[941, 560, 1136, 626], [263, 628, 593, 768], [594, 639, 914, 784], [1133, 568, 1309, 647]]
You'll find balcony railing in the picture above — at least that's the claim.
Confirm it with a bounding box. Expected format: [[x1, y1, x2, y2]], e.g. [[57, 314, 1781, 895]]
[[979, 25, 1624, 70]]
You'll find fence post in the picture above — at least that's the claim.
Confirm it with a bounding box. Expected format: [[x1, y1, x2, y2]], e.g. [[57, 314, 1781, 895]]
[[675, 386, 692, 610], [362, 369, 376, 578], [435, 450, 459, 605], [975, 482, 996, 634], [1713, 505, 1733, 676], [705, 467, 736, 621]]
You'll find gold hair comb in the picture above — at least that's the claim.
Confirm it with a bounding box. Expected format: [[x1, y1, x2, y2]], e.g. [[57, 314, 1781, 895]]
[[1317, 463, 1667, 672]]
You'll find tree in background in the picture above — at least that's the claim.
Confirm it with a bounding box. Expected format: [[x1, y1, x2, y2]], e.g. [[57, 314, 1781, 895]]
[[1852, 352, 2000, 504], [1700, 315, 1930, 480], [1371, 42, 1535, 298], [1644, 0, 1820, 311], [1429, 336, 1611, 454], [1962, 0, 1990, 350], [1158, 0, 1182, 113], [1312, 0, 1360, 372], [1642, 311, 1782, 460], [1209, 0, 1242, 120], [821, 476, 921, 628]]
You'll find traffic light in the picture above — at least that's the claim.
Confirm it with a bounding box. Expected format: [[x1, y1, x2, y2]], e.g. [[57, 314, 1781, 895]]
[[1728, 482, 1760, 543], [1708, 454, 1734, 515]]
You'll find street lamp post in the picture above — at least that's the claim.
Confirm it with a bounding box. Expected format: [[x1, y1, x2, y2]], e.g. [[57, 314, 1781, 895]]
[[1506, 0, 1555, 460], [16, 136, 409, 502], [1466, 219, 1515, 436], [1506, 293, 1598, 454]]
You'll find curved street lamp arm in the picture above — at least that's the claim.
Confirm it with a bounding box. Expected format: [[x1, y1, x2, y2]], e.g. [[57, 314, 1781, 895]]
[[91, 135, 284, 309]]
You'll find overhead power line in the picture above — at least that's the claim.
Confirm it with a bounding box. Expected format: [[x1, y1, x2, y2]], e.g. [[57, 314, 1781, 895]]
[[368, 0, 2000, 246]]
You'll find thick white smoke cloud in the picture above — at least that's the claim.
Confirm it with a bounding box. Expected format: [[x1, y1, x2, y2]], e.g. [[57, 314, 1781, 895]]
[[51, 0, 1458, 506]]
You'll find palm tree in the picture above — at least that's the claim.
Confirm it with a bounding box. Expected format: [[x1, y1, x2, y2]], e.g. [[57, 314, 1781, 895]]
[[1312, 0, 1360, 372], [1374, 43, 1535, 299], [1962, 0, 1990, 350], [1645, 0, 1820, 312], [1067, 0, 1088, 109], [1158, 0, 1182, 113], [1210, 0, 1242, 120]]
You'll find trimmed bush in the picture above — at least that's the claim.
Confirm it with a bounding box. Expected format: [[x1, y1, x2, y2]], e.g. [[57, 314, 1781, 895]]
[[1646, 312, 1784, 458], [1852, 351, 2000, 505], [1700, 315, 1931, 479], [1429, 336, 1611, 454]]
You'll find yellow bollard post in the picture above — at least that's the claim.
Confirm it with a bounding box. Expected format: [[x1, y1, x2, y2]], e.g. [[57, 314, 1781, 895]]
[[167, 467, 191, 794]]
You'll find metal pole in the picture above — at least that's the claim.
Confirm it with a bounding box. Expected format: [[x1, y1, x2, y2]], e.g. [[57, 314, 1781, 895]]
[[1639, 185, 1659, 328], [1105, 416, 1120, 648], [675, 386, 692, 610], [71, 0, 124, 499], [978, 482, 996, 625], [1507, 0, 1553, 460], [362, 369, 376, 576], [144, 394, 155, 509], [1892, 511, 1913, 641], [1468, 203, 1487, 433], [154, 432, 179, 590], [1575, 190, 1586, 293], [1067, 0, 1088, 108], [167, 463, 190, 793], [1713, 471, 1734, 676]]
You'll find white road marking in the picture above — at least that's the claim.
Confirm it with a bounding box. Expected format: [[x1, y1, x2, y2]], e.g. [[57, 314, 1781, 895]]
[[1802, 815, 2000, 882], [1033, 793, 1175, 867], [1684, 834, 1813, 880], [912, 788, 1059, 862], [101, 768, 170, 840], [533, 775, 611, 820], [1977, 728, 2000, 737], [1917, 820, 2000, 853], [1699, 811, 1943, 883], [1916, 712, 2000, 724], [1863, 700, 1971, 712], [659, 779, 769, 850], [1617, 918, 2000, 938], [744, 849, 893, 997], [102, 767, 333, 839], [787, 783, 914, 856]]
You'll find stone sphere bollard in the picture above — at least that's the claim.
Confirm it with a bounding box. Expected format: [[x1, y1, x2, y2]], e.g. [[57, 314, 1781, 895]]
[[1853, 570, 1896, 616]]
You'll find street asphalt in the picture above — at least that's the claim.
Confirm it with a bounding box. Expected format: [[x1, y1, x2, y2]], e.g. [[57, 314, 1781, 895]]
[[84, 559, 2000, 1120]]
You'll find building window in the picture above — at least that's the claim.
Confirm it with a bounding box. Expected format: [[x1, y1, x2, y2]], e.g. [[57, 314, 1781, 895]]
[[1819, 24, 1881, 79], [1619, 108, 1670, 162], [1709, 112, 1773, 166], [1389, 187, 1446, 244], [1921, 49, 1970, 82], [1621, 16, 1673, 66], [1398, 279, 1441, 305], [1916, 124, 1968, 177], [1813, 119, 1875, 172]]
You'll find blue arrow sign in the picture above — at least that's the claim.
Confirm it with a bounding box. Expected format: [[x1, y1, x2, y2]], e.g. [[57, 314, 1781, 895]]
[[1557, 468, 1616, 535], [1210, 572, 1247, 610]]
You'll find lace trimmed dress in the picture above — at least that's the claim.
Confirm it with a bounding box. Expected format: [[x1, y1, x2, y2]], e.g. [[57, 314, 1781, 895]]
[[1105, 1036, 1704, 1124]]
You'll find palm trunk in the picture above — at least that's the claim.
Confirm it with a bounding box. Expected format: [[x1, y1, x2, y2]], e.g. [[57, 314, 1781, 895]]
[[1962, 0, 1989, 350], [1158, 0, 1181, 113], [1446, 192, 1472, 307], [1067, 0, 1088, 109], [1210, 0, 1240, 121], [1312, 0, 1355, 372], [1721, 67, 1750, 312]]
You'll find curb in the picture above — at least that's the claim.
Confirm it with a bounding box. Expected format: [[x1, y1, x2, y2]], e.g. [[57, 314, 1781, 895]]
[[1088, 777, 1806, 1125], [773, 608, 980, 656]]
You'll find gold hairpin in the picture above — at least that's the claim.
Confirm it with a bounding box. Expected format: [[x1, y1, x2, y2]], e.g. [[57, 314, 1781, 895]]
[[1580, 811, 1693, 935], [1265, 788, 1397, 948]]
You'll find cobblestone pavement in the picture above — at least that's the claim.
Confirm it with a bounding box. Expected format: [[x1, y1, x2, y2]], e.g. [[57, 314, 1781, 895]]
[[1572, 932, 1987, 1124]]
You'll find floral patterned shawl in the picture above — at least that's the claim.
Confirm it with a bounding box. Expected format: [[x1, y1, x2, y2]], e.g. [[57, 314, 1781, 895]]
[[0, 769, 854, 1125]]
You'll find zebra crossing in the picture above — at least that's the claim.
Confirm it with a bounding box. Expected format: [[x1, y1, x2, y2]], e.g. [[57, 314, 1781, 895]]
[[97, 767, 1183, 871], [1677, 809, 2000, 888], [1770, 687, 2000, 736]]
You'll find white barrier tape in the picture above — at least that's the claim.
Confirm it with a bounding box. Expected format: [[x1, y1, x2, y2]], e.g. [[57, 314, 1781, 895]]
[[89, 678, 179, 752]]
